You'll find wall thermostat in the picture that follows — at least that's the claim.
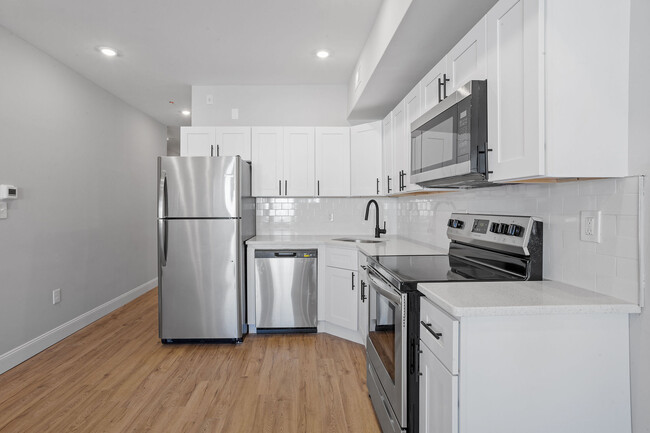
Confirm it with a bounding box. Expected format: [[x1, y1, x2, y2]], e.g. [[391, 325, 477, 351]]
[[0, 185, 18, 200]]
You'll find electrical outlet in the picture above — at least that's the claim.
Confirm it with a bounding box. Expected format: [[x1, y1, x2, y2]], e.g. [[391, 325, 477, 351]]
[[231, 108, 239, 120], [329, 213, 334, 222], [580, 211, 601, 243], [0, 202, 7, 219], [52, 288, 61, 304]]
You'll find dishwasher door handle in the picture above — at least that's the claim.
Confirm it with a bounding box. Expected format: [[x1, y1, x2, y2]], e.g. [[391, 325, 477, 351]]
[[274, 252, 297, 257]]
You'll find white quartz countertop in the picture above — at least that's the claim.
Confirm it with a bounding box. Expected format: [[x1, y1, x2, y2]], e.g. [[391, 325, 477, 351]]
[[246, 235, 447, 256], [418, 280, 641, 317]]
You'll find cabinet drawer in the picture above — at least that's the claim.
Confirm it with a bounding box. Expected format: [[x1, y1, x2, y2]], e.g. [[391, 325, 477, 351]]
[[420, 297, 459, 375], [327, 246, 358, 270]]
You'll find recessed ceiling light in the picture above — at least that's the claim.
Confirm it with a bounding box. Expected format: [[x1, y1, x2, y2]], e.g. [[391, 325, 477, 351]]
[[97, 46, 118, 57], [181, 110, 191, 116], [316, 50, 330, 59]]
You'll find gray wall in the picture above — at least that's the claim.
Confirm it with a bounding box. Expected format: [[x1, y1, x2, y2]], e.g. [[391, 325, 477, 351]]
[[0, 26, 166, 356], [191, 85, 350, 126], [628, 0, 650, 430]]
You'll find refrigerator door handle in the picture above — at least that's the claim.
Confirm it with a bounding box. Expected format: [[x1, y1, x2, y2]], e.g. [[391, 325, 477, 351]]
[[158, 170, 168, 218], [158, 220, 168, 267]]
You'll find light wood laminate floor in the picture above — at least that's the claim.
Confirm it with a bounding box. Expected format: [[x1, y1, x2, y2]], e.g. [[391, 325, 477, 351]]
[[0, 289, 380, 432]]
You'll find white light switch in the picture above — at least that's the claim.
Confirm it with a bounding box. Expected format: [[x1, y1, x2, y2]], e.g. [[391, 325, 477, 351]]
[[231, 108, 239, 120], [580, 211, 601, 243]]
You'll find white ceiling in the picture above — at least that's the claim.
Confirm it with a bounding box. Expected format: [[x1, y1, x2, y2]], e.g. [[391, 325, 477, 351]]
[[0, 0, 382, 127]]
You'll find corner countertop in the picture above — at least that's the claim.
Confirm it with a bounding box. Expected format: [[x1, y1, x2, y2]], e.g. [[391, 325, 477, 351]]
[[246, 235, 447, 257], [418, 280, 641, 317]]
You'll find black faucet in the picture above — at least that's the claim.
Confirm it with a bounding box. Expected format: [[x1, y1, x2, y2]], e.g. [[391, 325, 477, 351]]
[[364, 199, 387, 238]]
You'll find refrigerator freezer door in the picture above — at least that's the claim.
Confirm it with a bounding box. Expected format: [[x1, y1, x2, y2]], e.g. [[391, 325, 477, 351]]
[[159, 218, 241, 339], [158, 156, 240, 219]]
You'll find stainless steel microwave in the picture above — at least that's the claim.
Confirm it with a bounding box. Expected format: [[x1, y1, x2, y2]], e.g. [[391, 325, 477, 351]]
[[410, 80, 489, 188]]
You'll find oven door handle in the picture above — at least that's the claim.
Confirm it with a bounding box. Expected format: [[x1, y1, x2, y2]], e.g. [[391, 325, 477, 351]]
[[367, 269, 401, 304]]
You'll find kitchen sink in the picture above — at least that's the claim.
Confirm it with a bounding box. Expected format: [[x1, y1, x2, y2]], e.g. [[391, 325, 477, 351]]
[[333, 237, 385, 244]]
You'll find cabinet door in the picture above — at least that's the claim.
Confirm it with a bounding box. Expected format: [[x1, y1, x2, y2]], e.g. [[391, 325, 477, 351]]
[[315, 127, 351, 197], [392, 100, 408, 193], [358, 253, 369, 345], [283, 127, 315, 197], [216, 127, 251, 160], [486, 0, 544, 181], [448, 17, 487, 93], [404, 87, 423, 192], [419, 345, 459, 433], [251, 127, 284, 196], [422, 58, 449, 113], [180, 127, 216, 156], [350, 122, 382, 197], [382, 112, 394, 195], [326, 267, 358, 332]]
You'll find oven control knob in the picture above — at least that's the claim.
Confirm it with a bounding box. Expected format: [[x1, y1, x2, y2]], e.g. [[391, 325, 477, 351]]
[[490, 222, 499, 233], [498, 223, 509, 234], [449, 219, 464, 229], [508, 224, 524, 237], [448, 219, 454, 227]]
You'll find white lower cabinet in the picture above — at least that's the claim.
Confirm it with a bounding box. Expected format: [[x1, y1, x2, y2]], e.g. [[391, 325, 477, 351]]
[[324, 247, 358, 333], [419, 343, 458, 433], [325, 267, 358, 332], [418, 296, 632, 433]]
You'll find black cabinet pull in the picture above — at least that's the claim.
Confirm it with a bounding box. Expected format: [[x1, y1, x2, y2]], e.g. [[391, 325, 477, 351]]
[[438, 77, 443, 103], [317, 180, 320, 196], [420, 321, 442, 340], [278, 180, 282, 195], [376, 178, 380, 195], [285, 180, 287, 196], [210, 145, 214, 157], [387, 175, 392, 193], [217, 144, 220, 156], [351, 272, 355, 291], [360, 280, 367, 302]]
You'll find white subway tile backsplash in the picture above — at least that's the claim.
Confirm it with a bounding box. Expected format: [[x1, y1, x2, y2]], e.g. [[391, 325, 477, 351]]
[[255, 177, 642, 304], [394, 176, 642, 304]]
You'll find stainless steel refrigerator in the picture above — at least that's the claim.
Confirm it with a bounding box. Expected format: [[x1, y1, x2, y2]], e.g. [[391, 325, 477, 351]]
[[157, 156, 255, 342]]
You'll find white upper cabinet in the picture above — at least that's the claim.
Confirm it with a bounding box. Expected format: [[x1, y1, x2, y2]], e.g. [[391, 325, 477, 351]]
[[350, 121, 382, 197], [404, 86, 423, 192], [251, 127, 284, 196], [180, 127, 251, 159], [448, 16, 487, 93], [382, 112, 394, 195], [391, 100, 408, 194], [486, 0, 630, 181], [180, 127, 217, 156], [486, 0, 543, 181], [421, 58, 448, 113], [216, 127, 251, 160], [283, 127, 315, 197], [315, 127, 351, 197]]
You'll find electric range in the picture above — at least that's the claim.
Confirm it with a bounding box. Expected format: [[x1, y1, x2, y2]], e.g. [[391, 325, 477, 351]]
[[365, 213, 543, 433]]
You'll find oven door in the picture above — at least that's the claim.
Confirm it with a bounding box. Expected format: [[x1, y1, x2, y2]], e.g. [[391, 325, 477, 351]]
[[366, 266, 408, 427]]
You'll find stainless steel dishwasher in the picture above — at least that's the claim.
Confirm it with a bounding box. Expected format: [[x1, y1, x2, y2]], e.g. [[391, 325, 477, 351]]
[[254, 249, 318, 332]]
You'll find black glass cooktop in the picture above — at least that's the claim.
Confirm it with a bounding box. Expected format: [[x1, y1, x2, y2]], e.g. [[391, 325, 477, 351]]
[[370, 254, 525, 291]]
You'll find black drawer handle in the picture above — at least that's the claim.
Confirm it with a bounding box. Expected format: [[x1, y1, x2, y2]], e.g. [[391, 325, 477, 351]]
[[421, 321, 442, 340]]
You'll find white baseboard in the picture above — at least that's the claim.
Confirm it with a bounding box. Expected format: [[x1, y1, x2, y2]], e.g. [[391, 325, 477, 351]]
[[0, 278, 157, 375]]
